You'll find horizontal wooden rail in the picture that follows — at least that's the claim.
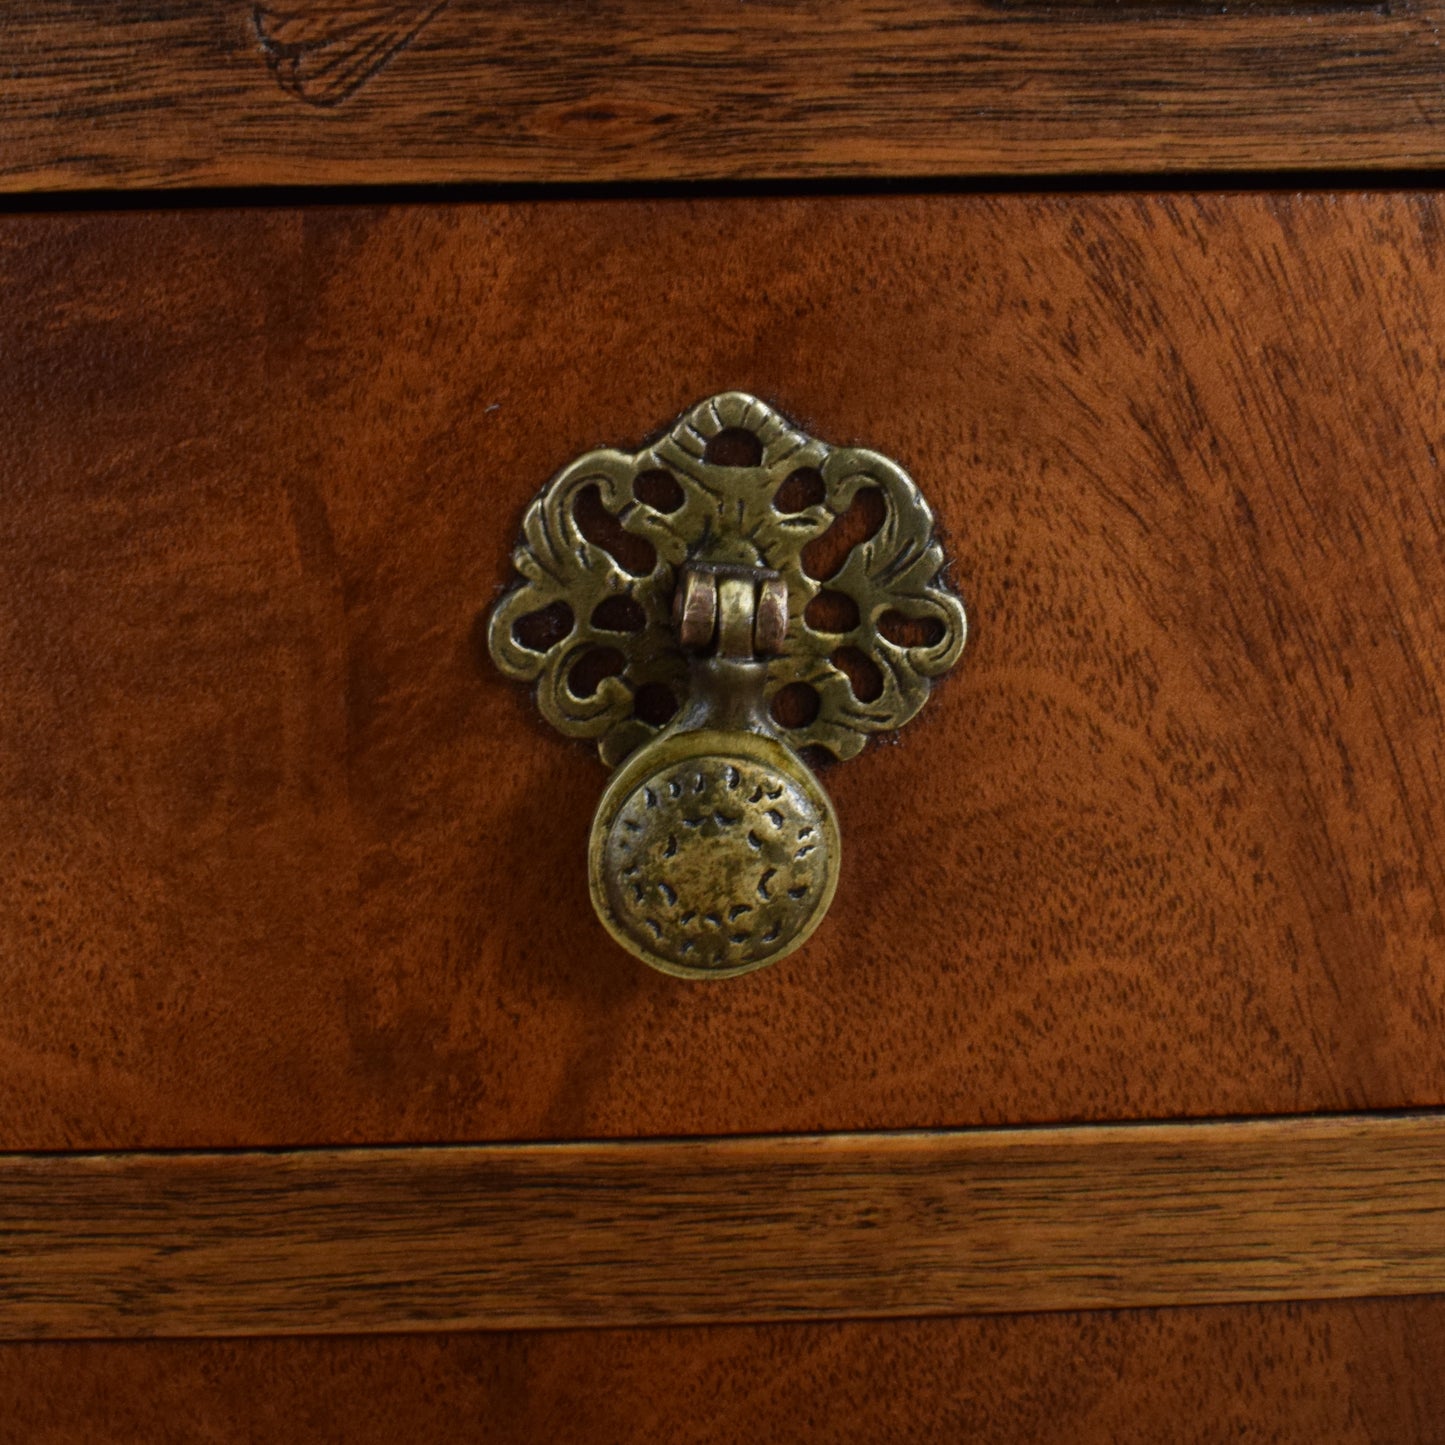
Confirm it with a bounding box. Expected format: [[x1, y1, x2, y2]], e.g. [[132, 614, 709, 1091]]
[[7, 1, 1445, 189], [2, 1114, 1444, 1339]]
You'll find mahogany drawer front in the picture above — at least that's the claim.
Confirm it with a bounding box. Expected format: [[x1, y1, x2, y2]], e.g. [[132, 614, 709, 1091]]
[[2, 192, 1443, 1152], [5, 1302, 1445, 1445]]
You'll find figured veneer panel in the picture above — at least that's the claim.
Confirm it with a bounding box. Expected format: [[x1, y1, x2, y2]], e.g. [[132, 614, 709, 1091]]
[[2, 1117, 1445, 1338], [2, 1299, 1443, 1445], [0, 194, 1443, 1148]]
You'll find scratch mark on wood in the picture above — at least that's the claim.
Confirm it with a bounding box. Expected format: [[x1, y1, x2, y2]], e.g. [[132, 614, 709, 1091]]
[[253, 2, 449, 107]]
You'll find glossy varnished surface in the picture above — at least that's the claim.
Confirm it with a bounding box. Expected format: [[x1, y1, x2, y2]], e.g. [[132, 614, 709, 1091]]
[[8, 2, 1445, 187], [4, 1117, 1445, 1338], [2, 195, 1443, 1148], [2, 1301, 1445, 1443]]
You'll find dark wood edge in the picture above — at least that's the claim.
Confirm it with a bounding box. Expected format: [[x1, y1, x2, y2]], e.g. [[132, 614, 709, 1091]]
[[7, 2, 1445, 190], [3, 1113, 1444, 1339]]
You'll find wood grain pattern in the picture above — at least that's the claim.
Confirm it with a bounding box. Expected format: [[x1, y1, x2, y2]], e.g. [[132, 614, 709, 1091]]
[[7, 2, 1445, 188], [2, 194, 1444, 1150], [4, 1299, 1445, 1444], [2, 1115, 1444, 1338], [255, 3, 452, 108]]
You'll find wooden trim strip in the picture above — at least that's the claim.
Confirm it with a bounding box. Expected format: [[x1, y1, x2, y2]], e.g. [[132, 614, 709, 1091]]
[[3, 1114, 1444, 1340], [6, 2, 1445, 190]]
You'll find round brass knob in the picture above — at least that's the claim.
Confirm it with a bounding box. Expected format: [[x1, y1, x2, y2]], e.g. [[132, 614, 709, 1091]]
[[590, 729, 840, 979]]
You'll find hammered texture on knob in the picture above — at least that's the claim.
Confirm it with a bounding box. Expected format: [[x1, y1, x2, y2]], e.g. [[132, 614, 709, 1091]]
[[600, 755, 833, 974]]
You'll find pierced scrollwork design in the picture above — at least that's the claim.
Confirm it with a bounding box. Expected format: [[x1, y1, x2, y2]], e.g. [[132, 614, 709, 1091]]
[[488, 392, 966, 767]]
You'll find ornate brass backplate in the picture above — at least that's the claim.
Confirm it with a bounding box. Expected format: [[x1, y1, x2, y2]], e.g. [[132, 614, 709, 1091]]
[[488, 393, 966, 979]]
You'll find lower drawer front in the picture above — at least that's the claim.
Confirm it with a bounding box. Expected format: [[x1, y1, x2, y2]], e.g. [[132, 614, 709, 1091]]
[[3, 1304, 1445, 1444], [2, 192, 1442, 1150]]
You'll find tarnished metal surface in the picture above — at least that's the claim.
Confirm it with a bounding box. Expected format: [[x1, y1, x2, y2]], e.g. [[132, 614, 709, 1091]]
[[489, 393, 966, 976]]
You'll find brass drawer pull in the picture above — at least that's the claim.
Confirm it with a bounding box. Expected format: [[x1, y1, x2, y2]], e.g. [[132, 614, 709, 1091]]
[[489, 393, 966, 978]]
